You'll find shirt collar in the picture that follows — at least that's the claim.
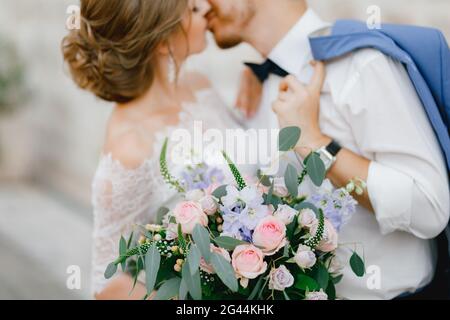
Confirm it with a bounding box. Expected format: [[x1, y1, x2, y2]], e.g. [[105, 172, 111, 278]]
[[268, 9, 331, 76]]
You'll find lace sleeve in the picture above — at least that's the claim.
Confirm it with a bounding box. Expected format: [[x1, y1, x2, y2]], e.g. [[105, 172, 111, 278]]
[[90, 154, 175, 296]]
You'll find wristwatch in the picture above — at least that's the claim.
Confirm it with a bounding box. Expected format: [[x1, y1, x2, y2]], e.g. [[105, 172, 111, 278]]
[[316, 140, 342, 171]]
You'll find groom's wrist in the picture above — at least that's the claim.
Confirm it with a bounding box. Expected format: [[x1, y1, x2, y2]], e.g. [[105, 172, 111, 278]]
[[295, 135, 332, 158]]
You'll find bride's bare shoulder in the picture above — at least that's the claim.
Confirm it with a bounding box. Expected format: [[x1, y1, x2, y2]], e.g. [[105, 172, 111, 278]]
[[180, 71, 211, 92], [102, 109, 155, 169]]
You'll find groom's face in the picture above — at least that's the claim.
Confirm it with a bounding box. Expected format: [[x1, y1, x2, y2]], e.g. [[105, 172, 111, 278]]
[[206, 0, 255, 49]]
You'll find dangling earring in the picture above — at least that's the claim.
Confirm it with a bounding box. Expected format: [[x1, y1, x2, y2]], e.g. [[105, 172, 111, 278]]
[[167, 55, 176, 84]]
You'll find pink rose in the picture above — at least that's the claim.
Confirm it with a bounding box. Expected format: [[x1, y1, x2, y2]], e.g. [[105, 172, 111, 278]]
[[252, 216, 287, 256], [298, 209, 318, 229], [200, 244, 231, 274], [268, 265, 294, 291], [294, 245, 317, 269], [232, 244, 267, 288], [311, 219, 338, 252], [200, 195, 219, 215], [173, 201, 208, 234]]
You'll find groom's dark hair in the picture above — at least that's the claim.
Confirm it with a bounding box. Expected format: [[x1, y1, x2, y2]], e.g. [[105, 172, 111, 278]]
[[62, 0, 187, 103]]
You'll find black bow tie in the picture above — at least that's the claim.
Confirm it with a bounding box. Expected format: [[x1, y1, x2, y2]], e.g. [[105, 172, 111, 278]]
[[244, 59, 289, 83]]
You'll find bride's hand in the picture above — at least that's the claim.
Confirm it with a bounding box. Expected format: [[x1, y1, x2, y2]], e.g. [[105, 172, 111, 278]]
[[272, 61, 331, 157], [235, 66, 263, 118]]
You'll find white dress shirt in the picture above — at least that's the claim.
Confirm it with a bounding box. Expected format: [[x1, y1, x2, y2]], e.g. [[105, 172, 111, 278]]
[[247, 9, 450, 299]]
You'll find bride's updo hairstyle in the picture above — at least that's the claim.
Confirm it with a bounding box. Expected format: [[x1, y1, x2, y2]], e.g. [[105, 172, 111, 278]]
[[62, 0, 188, 103]]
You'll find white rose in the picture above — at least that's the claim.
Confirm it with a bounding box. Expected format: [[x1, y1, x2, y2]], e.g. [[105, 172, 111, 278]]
[[185, 189, 205, 201], [298, 209, 318, 229], [200, 195, 219, 215], [294, 245, 317, 269], [268, 265, 294, 291], [327, 255, 344, 275], [272, 177, 289, 198], [165, 223, 178, 240], [274, 205, 298, 225], [305, 289, 328, 300]]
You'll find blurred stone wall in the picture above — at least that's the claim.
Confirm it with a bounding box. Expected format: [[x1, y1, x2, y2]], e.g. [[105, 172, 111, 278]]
[[0, 0, 449, 206]]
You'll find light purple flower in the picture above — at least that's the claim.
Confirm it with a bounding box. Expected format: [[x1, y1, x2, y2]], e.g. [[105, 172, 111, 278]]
[[309, 187, 357, 231], [181, 165, 225, 191], [268, 265, 294, 291], [239, 204, 270, 230], [221, 210, 243, 240]]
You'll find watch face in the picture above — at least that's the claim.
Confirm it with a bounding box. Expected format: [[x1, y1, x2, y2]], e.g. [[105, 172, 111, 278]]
[[319, 153, 331, 167], [318, 149, 333, 169]]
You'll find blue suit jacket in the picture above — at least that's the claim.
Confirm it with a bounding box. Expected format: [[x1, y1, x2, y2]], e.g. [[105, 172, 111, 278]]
[[309, 20, 450, 172], [309, 20, 450, 297]]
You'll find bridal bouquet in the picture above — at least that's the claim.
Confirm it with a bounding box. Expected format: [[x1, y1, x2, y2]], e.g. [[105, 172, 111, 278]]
[[104, 127, 365, 300]]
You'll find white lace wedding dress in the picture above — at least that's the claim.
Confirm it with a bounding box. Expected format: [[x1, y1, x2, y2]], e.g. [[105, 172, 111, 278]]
[[90, 88, 247, 295]]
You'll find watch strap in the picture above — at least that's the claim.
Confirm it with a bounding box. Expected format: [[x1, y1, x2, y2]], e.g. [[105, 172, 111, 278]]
[[326, 140, 342, 157]]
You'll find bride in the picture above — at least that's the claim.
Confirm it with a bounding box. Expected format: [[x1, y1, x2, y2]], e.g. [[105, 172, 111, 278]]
[[62, 0, 259, 299]]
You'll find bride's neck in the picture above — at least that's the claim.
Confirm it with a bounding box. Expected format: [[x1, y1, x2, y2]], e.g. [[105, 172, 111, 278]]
[[119, 62, 181, 115]]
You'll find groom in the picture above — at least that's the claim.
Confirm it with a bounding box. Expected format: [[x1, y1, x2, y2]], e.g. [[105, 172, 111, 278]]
[[206, 0, 450, 299]]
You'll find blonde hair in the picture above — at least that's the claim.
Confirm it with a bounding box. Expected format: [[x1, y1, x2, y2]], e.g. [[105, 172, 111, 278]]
[[62, 0, 188, 103]]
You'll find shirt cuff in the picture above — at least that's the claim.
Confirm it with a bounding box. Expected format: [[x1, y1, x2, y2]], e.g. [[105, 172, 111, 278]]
[[367, 161, 414, 235]]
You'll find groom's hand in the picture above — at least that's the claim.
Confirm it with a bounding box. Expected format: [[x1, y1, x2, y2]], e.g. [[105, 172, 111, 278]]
[[235, 66, 263, 118], [272, 61, 330, 157]]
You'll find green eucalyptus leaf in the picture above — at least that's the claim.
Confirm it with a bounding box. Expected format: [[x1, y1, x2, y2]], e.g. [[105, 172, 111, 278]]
[[126, 231, 134, 249], [119, 236, 127, 255], [279, 126, 301, 151], [350, 252, 365, 277], [269, 194, 282, 210], [104, 263, 117, 279], [212, 185, 228, 200], [192, 224, 211, 263], [179, 278, 188, 300], [306, 152, 326, 187], [213, 236, 248, 251], [295, 202, 319, 215], [154, 277, 181, 300], [257, 170, 272, 187], [210, 253, 239, 292], [187, 244, 201, 275], [145, 244, 161, 294], [156, 207, 170, 225], [182, 260, 202, 300], [284, 164, 299, 198], [119, 236, 127, 271]]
